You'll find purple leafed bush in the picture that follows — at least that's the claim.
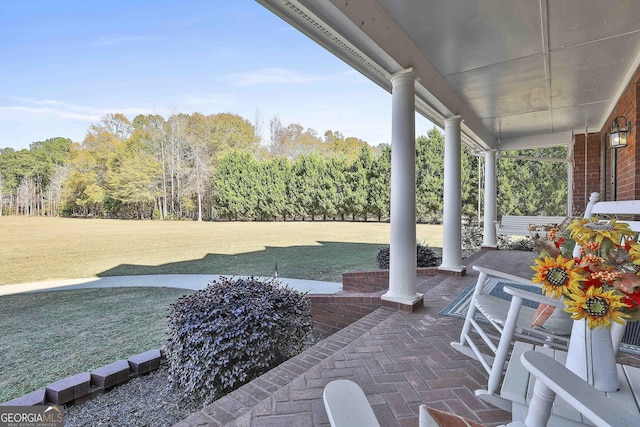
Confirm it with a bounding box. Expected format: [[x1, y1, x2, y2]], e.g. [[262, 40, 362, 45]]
[[164, 276, 312, 404]]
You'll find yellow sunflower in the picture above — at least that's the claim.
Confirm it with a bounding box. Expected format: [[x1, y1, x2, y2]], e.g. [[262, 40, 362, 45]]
[[564, 286, 630, 329], [566, 217, 634, 246], [628, 241, 640, 265], [531, 255, 585, 298]]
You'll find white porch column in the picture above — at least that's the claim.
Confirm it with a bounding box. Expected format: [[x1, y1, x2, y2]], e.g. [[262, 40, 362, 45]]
[[382, 68, 423, 308], [439, 116, 465, 272], [482, 150, 498, 248], [567, 159, 574, 216]]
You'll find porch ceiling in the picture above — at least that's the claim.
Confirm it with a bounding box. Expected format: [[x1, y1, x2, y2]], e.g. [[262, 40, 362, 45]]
[[257, 0, 640, 152]]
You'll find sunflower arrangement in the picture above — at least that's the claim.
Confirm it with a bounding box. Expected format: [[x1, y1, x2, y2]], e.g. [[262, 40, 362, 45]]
[[532, 216, 640, 329]]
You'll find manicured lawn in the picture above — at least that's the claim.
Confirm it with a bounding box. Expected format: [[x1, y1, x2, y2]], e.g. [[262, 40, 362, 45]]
[[0, 287, 191, 402], [0, 216, 443, 402], [0, 216, 443, 285]]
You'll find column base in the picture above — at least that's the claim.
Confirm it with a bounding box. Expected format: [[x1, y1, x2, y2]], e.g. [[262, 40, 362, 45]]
[[438, 264, 466, 274], [381, 292, 424, 312], [481, 245, 498, 250]]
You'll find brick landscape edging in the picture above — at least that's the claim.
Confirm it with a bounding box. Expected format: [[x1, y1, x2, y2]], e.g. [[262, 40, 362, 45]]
[[0, 349, 164, 407]]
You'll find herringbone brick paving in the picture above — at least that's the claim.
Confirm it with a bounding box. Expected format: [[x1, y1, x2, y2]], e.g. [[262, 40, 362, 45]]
[[174, 249, 640, 426]]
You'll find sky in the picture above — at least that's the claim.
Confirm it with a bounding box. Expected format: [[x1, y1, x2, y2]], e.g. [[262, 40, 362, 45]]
[[0, 0, 435, 151]]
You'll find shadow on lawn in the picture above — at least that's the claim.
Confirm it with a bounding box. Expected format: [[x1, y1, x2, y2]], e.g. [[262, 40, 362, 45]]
[[97, 241, 407, 282]]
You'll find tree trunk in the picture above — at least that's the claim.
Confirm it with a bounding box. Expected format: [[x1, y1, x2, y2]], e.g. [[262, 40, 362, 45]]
[[160, 138, 168, 220]]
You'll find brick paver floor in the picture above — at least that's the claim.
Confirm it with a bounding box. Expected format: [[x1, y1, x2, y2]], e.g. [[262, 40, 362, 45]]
[[174, 249, 640, 426]]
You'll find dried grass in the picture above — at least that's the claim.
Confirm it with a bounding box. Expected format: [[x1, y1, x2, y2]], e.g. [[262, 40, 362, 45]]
[[0, 216, 443, 286]]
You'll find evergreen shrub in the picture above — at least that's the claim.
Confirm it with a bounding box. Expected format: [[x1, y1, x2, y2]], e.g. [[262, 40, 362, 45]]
[[376, 243, 439, 269], [501, 238, 534, 251], [462, 221, 534, 255], [461, 222, 484, 258], [164, 276, 312, 404]]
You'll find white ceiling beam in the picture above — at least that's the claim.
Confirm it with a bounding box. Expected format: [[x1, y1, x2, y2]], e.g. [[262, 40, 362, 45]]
[[498, 131, 574, 150]]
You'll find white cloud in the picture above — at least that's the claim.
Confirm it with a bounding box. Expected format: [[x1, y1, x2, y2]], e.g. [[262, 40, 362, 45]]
[[232, 67, 364, 87], [0, 105, 100, 122], [8, 97, 71, 107], [0, 98, 180, 148], [1, 98, 167, 122]]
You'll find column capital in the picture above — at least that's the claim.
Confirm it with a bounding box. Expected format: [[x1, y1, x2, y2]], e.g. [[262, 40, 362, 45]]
[[390, 67, 416, 84], [444, 115, 462, 125]]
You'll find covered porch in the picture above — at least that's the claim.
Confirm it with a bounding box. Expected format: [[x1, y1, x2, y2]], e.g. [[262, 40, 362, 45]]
[[175, 249, 640, 426], [256, 0, 640, 313], [174, 1, 640, 425]]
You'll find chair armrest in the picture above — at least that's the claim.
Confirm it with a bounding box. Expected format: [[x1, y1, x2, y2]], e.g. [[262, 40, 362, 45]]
[[521, 351, 640, 427], [503, 286, 565, 309], [323, 380, 381, 427], [472, 265, 535, 287]]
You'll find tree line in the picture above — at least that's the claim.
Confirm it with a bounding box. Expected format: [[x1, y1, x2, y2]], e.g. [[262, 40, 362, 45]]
[[0, 112, 568, 221]]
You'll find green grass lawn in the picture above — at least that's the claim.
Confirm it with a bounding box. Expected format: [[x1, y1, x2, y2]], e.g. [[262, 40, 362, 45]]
[[0, 287, 191, 402], [0, 216, 443, 402], [0, 216, 443, 285]]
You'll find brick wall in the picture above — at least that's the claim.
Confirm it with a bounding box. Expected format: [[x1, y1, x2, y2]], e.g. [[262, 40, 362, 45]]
[[605, 74, 638, 201], [572, 133, 602, 211], [341, 266, 448, 293], [307, 292, 383, 335], [342, 270, 389, 292], [310, 266, 464, 335], [573, 65, 640, 204]]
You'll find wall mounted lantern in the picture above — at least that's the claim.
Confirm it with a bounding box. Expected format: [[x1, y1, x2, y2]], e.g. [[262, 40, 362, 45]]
[[610, 115, 631, 149]]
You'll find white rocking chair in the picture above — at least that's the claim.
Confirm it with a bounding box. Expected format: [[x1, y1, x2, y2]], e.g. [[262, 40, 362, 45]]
[[451, 265, 571, 410], [507, 351, 640, 427]]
